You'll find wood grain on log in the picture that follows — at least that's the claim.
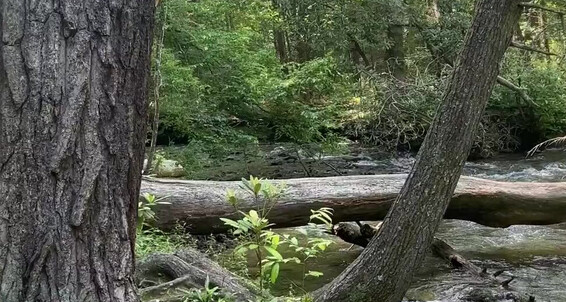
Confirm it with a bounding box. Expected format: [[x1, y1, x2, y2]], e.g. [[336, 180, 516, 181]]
[[141, 175, 566, 234], [136, 249, 258, 301]]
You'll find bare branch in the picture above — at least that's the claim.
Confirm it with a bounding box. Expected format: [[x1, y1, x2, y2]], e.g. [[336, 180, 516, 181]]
[[519, 2, 565, 15], [140, 274, 196, 296], [412, 18, 537, 105], [496, 76, 538, 106], [510, 41, 557, 55], [527, 136, 566, 156]]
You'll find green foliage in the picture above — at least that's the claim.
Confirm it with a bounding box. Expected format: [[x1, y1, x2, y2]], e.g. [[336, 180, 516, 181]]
[[180, 276, 231, 302], [136, 193, 184, 259], [256, 57, 355, 143], [221, 176, 291, 291], [138, 193, 171, 232], [221, 176, 332, 296], [156, 0, 356, 159], [491, 53, 566, 148], [344, 74, 440, 150], [135, 228, 186, 259], [153, 0, 566, 162]]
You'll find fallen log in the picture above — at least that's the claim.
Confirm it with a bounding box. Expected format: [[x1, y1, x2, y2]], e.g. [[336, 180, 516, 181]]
[[136, 248, 259, 301], [141, 174, 566, 234]]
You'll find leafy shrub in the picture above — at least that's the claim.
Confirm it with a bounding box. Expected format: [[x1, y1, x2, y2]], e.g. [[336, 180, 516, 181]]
[[221, 176, 333, 294]]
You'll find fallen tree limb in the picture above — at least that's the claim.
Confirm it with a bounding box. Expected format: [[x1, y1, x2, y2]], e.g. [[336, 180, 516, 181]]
[[510, 41, 557, 56], [136, 249, 259, 301], [519, 2, 565, 15], [412, 16, 535, 105], [141, 174, 566, 234], [140, 274, 195, 297], [332, 222, 499, 281], [495, 76, 537, 106], [331, 222, 536, 302], [332, 222, 485, 272]]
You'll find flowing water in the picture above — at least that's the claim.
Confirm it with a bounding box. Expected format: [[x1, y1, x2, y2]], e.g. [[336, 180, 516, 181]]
[[243, 150, 566, 301]]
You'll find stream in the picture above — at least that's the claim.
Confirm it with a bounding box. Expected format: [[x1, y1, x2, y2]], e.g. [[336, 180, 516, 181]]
[[233, 149, 566, 301]]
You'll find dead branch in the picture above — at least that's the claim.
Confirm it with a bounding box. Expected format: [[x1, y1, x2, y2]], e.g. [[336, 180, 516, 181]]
[[519, 2, 565, 16], [496, 76, 538, 106], [331, 222, 536, 301], [510, 41, 557, 55], [140, 274, 195, 296]]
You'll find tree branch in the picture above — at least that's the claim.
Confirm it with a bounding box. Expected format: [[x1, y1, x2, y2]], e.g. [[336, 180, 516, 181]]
[[140, 274, 196, 296], [496, 76, 538, 106], [348, 34, 371, 67], [412, 18, 536, 105], [510, 41, 557, 55], [519, 2, 565, 15]]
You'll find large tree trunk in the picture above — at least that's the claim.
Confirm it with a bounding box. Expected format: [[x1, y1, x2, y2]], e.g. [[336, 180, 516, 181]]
[[315, 1, 523, 301], [141, 175, 566, 234], [0, 1, 154, 302]]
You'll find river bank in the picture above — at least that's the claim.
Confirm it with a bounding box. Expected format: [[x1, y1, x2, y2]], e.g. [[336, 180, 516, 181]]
[[157, 143, 565, 182], [147, 144, 566, 301]]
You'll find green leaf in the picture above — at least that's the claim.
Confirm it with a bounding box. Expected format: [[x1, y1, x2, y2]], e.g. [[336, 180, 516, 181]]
[[264, 246, 283, 261], [317, 210, 333, 224], [290, 237, 299, 246], [220, 218, 240, 229], [254, 182, 262, 195], [248, 210, 259, 222], [270, 235, 280, 249], [235, 246, 248, 255], [306, 271, 324, 278], [270, 263, 280, 284]]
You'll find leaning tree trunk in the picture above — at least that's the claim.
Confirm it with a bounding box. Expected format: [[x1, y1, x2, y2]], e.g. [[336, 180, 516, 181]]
[[0, 1, 153, 302], [315, 1, 523, 302]]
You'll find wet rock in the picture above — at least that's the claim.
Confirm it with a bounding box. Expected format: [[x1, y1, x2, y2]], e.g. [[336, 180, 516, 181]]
[[463, 289, 498, 302], [463, 289, 535, 302], [155, 159, 187, 178]]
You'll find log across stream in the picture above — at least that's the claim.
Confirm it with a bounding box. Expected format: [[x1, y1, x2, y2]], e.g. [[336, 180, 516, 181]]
[[141, 174, 566, 234]]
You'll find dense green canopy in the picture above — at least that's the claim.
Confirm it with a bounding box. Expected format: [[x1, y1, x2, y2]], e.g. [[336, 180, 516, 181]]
[[151, 0, 566, 162]]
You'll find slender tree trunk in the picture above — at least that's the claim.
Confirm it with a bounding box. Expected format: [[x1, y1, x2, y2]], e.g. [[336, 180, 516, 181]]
[[272, 0, 288, 63], [315, 1, 522, 302], [0, 1, 154, 301], [145, 2, 167, 175], [386, 24, 407, 80], [349, 36, 370, 67], [425, 0, 443, 77], [273, 29, 288, 63], [427, 0, 440, 23], [540, 1, 552, 60]]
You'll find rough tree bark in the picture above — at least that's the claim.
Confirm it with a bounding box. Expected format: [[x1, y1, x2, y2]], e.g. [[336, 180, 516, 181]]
[[0, 1, 153, 302], [315, 1, 523, 301]]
